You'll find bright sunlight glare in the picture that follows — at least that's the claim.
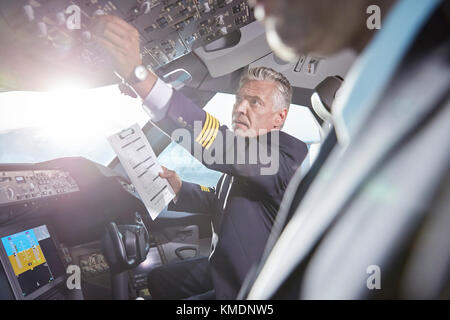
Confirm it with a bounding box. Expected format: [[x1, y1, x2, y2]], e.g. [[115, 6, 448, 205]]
[[0, 84, 149, 164]]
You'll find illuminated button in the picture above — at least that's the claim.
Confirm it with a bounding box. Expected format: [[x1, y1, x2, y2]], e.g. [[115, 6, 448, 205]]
[[23, 5, 34, 21], [56, 12, 65, 25], [82, 31, 92, 42], [37, 22, 48, 37], [177, 116, 187, 127]]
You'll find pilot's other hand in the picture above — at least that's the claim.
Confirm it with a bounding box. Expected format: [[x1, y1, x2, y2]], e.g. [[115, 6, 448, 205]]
[[159, 166, 182, 195], [91, 15, 141, 79]]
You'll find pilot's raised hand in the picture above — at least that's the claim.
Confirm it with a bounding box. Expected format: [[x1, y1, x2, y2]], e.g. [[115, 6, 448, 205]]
[[91, 15, 156, 97], [159, 166, 182, 195]]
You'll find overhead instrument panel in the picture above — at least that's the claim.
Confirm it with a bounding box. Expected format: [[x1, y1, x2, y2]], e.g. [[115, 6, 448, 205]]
[[0, 0, 254, 89], [0, 170, 79, 206]]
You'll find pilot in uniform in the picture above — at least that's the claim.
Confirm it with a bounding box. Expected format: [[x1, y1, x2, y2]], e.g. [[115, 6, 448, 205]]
[[142, 75, 308, 299]]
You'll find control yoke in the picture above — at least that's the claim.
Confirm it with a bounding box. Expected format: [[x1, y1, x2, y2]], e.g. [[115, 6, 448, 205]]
[[102, 213, 150, 299], [102, 217, 150, 271]]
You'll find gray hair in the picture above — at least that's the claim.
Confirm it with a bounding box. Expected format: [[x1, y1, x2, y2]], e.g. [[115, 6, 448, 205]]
[[238, 67, 293, 112]]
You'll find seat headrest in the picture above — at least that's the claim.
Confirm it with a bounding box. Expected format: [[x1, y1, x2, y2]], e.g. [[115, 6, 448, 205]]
[[311, 76, 344, 122]]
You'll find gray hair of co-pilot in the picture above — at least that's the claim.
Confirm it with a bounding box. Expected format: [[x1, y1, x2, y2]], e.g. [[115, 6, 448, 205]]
[[238, 67, 293, 112]]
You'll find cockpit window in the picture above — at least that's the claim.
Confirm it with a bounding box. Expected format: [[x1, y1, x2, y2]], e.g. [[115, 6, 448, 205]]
[[0, 88, 321, 177], [0, 85, 148, 165]]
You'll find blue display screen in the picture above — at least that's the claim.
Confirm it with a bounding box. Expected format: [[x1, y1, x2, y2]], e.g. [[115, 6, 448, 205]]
[[1, 225, 65, 297]]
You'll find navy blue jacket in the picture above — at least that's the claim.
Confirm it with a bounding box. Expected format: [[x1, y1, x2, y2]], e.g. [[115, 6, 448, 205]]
[[156, 90, 308, 299]]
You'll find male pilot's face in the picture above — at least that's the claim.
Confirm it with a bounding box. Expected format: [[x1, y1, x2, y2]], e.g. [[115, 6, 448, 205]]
[[251, 0, 382, 59], [232, 80, 286, 137]]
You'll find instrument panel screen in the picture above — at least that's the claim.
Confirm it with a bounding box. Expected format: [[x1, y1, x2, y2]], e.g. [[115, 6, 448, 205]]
[[1, 225, 65, 297]]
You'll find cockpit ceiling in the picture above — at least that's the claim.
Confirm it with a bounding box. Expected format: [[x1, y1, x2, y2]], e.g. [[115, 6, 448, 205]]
[[0, 0, 255, 91]]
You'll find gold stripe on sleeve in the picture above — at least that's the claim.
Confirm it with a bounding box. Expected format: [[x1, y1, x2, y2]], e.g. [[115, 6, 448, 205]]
[[202, 116, 218, 147], [205, 119, 220, 150], [199, 121, 213, 145], [195, 113, 211, 143]]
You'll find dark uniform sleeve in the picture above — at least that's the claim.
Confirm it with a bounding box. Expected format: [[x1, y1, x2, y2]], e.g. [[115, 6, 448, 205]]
[[155, 90, 308, 198], [168, 181, 216, 215]]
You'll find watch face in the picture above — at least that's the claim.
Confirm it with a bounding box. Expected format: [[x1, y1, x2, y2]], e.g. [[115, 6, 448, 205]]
[[135, 65, 149, 81]]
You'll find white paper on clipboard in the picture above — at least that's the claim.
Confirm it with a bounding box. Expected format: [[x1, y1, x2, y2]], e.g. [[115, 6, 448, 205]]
[[108, 123, 175, 220]]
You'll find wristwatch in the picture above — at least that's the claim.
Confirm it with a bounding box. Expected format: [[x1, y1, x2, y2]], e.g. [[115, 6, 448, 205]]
[[126, 65, 150, 85]]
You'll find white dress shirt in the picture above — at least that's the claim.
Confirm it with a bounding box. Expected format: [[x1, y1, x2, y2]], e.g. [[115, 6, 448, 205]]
[[142, 78, 173, 122]]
